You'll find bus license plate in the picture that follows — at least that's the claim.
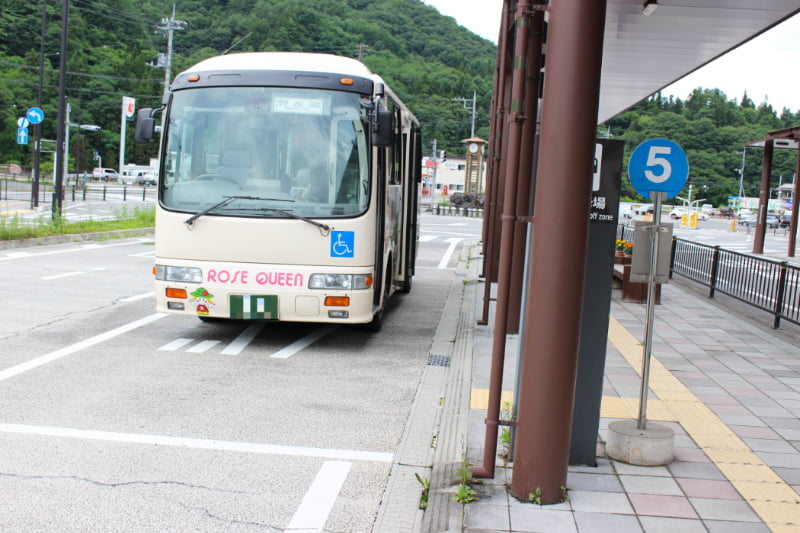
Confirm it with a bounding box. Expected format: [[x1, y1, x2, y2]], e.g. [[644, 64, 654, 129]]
[[229, 295, 278, 320]]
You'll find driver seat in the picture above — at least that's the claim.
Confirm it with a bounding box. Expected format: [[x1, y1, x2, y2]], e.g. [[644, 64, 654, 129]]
[[217, 150, 253, 184]]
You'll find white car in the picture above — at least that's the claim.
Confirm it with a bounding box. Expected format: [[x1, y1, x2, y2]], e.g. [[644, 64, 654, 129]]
[[136, 171, 157, 186], [669, 208, 708, 221]]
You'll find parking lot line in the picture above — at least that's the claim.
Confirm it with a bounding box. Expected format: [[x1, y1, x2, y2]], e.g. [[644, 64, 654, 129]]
[[221, 322, 265, 355], [271, 326, 335, 359], [287, 460, 352, 532], [0, 313, 166, 382], [0, 423, 394, 462]]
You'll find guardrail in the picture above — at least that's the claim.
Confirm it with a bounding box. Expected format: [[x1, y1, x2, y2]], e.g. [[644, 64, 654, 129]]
[[1, 178, 156, 205], [616, 224, 799, 328], [427, 204, 484, 217], [670, 238, 799, 328]]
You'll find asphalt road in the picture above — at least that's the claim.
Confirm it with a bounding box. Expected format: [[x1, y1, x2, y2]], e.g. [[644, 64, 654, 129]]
[[0, 214, 481, 532]]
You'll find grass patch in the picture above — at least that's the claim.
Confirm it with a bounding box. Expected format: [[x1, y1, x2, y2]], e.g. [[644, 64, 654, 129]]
[[0, 205, 155, 241]]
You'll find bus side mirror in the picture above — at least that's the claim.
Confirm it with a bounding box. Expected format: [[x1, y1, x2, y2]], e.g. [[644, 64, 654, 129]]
[[134, 108, 155, 144], [372, 108, 392, 147]]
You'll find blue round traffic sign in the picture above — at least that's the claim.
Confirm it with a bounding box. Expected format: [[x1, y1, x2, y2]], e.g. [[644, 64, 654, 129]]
[[628, 138, 689, 200], [26, 107, 45, 124]]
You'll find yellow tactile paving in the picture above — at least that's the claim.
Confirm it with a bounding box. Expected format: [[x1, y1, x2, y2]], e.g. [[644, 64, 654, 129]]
[[608, 316, 800, 532], [469, 388, 514, 410]]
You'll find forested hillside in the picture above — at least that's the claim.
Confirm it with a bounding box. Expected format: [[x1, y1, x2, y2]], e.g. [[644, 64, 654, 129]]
[[1, 0, 496, 172], [604, 89, 800, 205], [2, 0, 799, 207]]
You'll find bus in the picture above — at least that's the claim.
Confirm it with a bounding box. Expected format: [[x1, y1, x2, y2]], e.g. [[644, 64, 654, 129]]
[[135, 52, 422, 330]]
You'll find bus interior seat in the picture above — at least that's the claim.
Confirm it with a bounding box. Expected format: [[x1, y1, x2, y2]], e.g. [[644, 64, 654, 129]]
[[217, 150, 253, 183]]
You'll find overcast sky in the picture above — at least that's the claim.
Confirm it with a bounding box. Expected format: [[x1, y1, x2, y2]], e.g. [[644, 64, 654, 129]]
[[423, 1, 800, 113]]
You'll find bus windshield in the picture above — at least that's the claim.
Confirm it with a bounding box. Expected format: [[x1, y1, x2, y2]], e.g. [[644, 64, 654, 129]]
[[160, 87, 371, 218]]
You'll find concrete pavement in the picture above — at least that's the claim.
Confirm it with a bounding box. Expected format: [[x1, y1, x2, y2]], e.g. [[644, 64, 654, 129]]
[[377, 240, 800, 532]]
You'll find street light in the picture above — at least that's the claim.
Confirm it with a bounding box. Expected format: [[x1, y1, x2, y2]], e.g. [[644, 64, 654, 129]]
[[737, 148, 747, 202], [61, 102, 100, 185]]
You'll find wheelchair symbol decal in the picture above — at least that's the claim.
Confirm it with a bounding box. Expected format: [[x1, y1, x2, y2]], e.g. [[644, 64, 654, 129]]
[[331, 231, 354, 258]]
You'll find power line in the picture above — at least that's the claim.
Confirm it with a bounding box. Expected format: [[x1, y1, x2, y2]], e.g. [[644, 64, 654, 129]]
[[0, 77, 161, 99], [71, 0, 157, 28], [0, 60, 162, 84]]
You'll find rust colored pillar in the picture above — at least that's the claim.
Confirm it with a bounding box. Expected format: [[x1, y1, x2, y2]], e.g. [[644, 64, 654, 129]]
[[788, 148, 799, 257], [506, 10, 544, 334], [479, 0, 514, 325], [753, 139, 773, 254], [473, 0, 534, 480], [510, 0, 607, 504]]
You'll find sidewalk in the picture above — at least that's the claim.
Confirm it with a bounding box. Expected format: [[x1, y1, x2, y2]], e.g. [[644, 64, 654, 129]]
[[425, 241, 800, 532]]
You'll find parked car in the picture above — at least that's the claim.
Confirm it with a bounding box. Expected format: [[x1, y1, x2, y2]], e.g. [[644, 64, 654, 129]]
[[669, 208, 686, 219], [92, 167, 118, 182], [669, 208, 708, 221], [778, 212, 792, 228], [119, 171, 136, 185], [136, 171, 157, 186], [739, 215, 779, 228]]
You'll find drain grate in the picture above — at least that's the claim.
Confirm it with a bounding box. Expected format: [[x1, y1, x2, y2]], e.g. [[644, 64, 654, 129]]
[[427, 354, 451, 367]]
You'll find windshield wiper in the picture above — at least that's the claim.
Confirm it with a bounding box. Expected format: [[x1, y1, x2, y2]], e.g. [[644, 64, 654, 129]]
[[248, 207, 330, 231], [184, 195, 292, 227]]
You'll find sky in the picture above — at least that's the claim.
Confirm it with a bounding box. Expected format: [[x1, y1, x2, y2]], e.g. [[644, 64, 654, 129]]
[[423, 1, 800, 113]]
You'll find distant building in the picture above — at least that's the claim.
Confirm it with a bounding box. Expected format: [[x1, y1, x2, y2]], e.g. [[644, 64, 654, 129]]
[[421, 153, 486, 203]]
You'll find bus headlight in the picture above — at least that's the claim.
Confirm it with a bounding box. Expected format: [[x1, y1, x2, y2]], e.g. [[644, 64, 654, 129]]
[[308, 274, 373, 290], [154, 265, 203, 283]]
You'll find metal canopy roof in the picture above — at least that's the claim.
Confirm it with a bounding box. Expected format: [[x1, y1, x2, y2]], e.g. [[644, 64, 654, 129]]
[[598, 0, 800, 123]]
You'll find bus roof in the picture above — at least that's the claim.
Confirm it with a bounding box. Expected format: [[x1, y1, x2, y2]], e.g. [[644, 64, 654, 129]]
[[182, 52, 375, 79]]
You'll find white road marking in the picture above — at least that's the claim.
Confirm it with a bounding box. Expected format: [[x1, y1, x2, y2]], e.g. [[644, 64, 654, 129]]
[[120, 292, 154, 303], [158, 338, 194, 351], [419, 235, 436, 242], [41, 271, 86, 280], [437, 237, 462, 269], [221, 322, 265, 355], [0, 423, 393, 462], [0, 313, 166, 383], [271, 327, 335, 359], [0, 239, 149, 261], [187, 340, 221, 353], [287, 461, 352, 532], [41, 267, 105, 281]]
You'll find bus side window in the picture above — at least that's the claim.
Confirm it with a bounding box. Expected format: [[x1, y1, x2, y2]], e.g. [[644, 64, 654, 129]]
[[336, 147, 359, 204]]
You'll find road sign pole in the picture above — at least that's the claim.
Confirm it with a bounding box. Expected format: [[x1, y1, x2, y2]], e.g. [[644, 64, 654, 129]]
[[637, 191, 665, 430]]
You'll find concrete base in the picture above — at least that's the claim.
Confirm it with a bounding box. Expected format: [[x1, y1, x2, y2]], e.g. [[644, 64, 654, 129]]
[[606, 419, 675, 466]]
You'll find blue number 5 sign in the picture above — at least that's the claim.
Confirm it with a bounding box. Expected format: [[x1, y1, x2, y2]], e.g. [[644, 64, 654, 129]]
[[628, 138, 689, 200]]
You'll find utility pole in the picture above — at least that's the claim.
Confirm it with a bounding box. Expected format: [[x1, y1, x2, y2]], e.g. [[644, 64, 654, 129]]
[[157, 5, 186, 103], [431, 139, 438, 198], [53, 0, 69, 219], [453, 90, 477, 138], [357, 43, 368, 61], [31, 0, 47, 208]]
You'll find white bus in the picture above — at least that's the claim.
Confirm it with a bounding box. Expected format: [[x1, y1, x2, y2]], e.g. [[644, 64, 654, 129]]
[[135, 52, 422, 330]]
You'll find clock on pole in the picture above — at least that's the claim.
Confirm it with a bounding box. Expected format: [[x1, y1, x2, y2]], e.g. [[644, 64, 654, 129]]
[[462, 137, 487, 194]]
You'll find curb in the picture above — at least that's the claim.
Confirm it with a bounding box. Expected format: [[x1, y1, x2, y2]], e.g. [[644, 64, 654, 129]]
[[372, 241, 480, 533], [0, 227, 155, 250]]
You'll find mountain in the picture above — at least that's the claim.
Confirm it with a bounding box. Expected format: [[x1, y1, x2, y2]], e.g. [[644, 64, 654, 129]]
[[1, 0, 497, 172]]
